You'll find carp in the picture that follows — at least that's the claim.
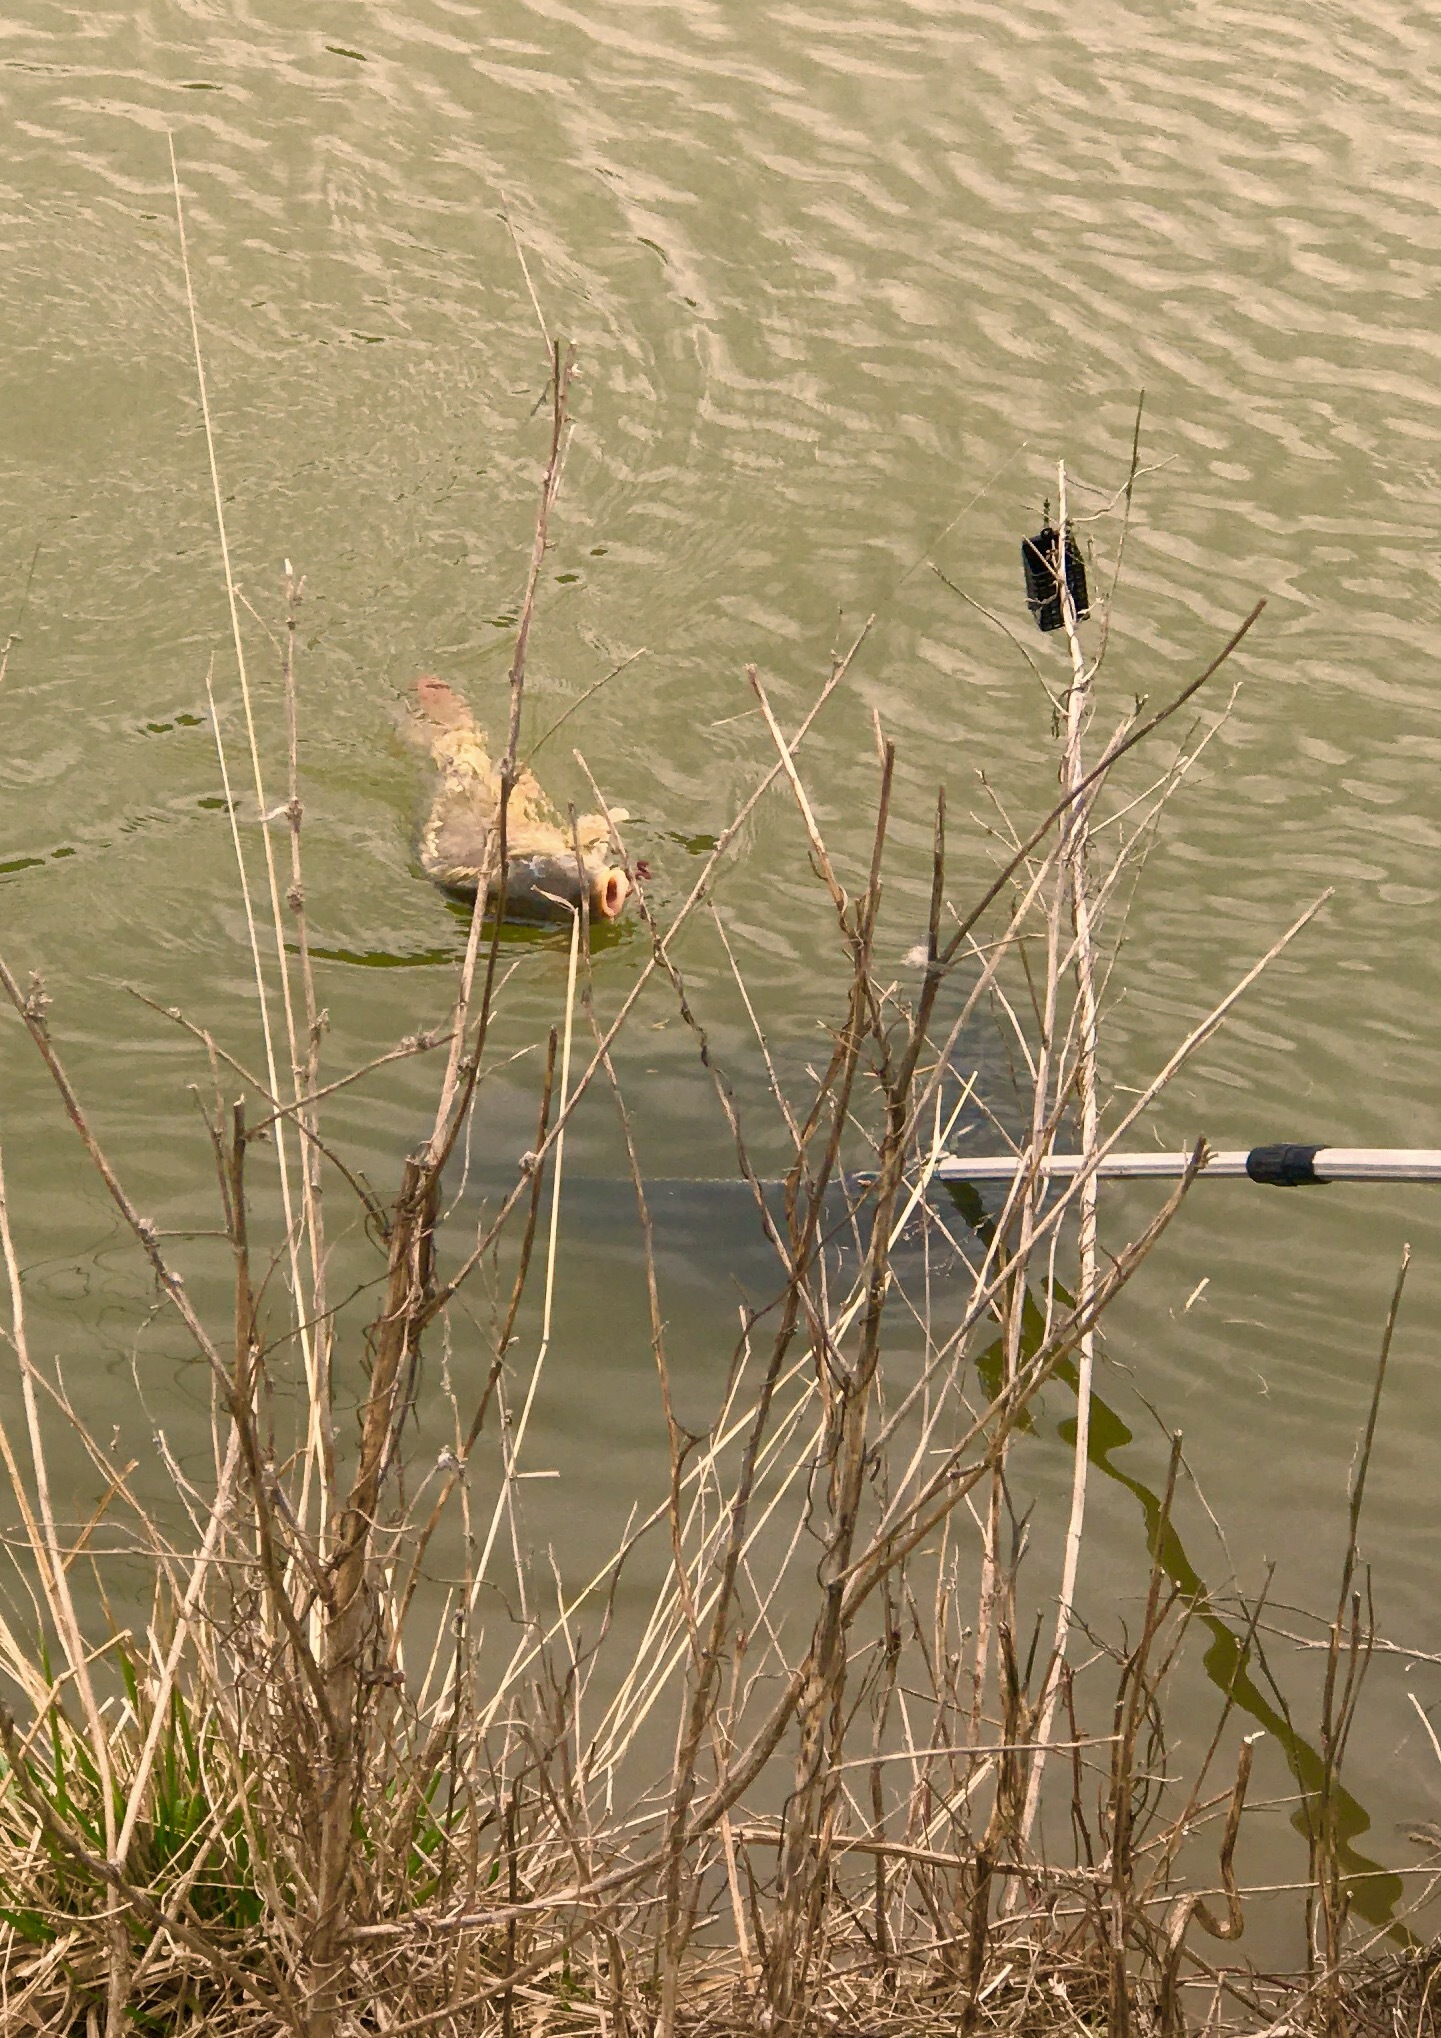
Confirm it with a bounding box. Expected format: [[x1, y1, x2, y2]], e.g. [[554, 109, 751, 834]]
[[407, 676, 630, 922]]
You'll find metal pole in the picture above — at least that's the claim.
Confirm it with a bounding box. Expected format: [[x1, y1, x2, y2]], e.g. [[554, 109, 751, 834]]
[[934, 1147, 1441, 1185]]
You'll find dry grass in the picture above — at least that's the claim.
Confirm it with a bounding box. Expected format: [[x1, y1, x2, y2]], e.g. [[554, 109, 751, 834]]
[[0, 191, 1433, 2038]]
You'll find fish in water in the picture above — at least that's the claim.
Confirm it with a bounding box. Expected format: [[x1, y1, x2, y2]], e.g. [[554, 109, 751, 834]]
[[407, 676, 631, 921]]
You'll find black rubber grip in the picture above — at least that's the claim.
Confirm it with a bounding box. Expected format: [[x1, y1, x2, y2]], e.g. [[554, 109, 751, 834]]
[[1245, 1144, 1324, 1187]]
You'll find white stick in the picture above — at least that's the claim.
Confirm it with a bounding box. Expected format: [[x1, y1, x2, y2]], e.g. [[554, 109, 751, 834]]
[[936, 1148, 1441, 1183]]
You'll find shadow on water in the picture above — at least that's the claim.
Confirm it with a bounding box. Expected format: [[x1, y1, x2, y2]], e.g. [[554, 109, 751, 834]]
[[947, 1178, 1409, 1940], [450, 1144, 1408, 1936], [305, 895, 638, 969], [307, 944, 465, 969], [547, 1173, 875, 1311]]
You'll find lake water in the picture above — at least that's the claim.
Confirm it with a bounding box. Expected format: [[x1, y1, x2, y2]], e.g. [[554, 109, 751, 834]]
[[4, 0, 1441, 1954]]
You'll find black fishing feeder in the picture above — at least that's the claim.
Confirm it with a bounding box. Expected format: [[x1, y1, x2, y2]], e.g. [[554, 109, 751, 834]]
[[1021, 519, 1090, 633]]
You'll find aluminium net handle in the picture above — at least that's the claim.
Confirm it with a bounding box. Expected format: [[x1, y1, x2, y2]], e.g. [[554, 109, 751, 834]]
[[933, 1146, 1441, 1185]]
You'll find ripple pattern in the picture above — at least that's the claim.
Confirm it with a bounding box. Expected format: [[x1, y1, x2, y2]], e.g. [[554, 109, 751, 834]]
[[4, 0, 1441, 1891]]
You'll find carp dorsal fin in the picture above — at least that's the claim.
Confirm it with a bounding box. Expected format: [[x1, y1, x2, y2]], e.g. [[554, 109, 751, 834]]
[[412, 675, 499, 884]]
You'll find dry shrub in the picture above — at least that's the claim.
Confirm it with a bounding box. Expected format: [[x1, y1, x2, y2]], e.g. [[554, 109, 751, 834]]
[[0, 185, 1430, 2038]]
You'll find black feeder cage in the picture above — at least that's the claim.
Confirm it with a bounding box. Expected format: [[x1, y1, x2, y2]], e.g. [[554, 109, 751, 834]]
[[1021, 521, 1090, 633]]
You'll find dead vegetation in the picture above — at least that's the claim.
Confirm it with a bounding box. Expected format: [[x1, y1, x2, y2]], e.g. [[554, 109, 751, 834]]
[[0, 175, 1434, 2038]]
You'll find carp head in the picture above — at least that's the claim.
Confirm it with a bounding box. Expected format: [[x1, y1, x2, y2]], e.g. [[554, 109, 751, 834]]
[[496, 852, 631, 923]]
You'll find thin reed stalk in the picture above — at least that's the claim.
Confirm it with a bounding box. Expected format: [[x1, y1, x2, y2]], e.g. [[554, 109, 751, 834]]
[[170, 144, 324, 1522], [1016, 455, 1104, 1855]]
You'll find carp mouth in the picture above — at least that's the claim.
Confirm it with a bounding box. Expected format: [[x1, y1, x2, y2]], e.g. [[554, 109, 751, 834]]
[[592, 866, 629, 921]]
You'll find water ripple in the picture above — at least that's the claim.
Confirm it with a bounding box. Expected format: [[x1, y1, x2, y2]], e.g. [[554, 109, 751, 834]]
[[3, 0, 1441, 1886]]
